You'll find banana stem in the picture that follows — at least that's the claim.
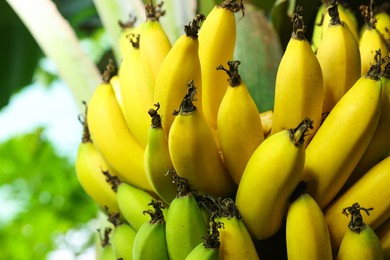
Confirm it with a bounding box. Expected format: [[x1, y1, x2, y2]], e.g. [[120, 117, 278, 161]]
[[291, 6, 306, 40], [148, 103, 162, 128], [342, 203, 374, 233], [184, 14, 205, 39], [143, 199, 166, 224], [288, 117, 314, 147], [366, 49, 384, 80], [170, 169, 195, 198], [360, 0, 377, 29], [219, 0, 245, 17], [216, 60, 242, 87], [173, 80, 198, 115], [328, 0, 341, 25], [145, 1, 165, 21]]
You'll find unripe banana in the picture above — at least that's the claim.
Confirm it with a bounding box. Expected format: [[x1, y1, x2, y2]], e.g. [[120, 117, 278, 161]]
[[132, 200, 170, 260], [144, 103, 177, 204], [139, 1, 171, 90], [236, 118, 313, 240], [199, 195, 260, 260], [154, 14, 204, 137], [286, 181, 333, 260], [185, 215, 222, 260], [118, 33, 153, 148], [316, 1, 361, 114], [336, 203, 383, 260], [216, 60, 264, 184], [97, 228, 116, 260], [345, 61, 390, 189], [376, 217, 390, 259], [104, 172, 156, 231], [75, 111, 119, 214], [324, 155, 390, 253], [86, 63, 151, 191], [271, 9, 324, 146], [301, 53, 383, 209], [168, 81, 236, 197], [165, 173, 208, 260], [359, 4, 389, 76], [198, 0, 244, 136], [108, 212, 136, 260]]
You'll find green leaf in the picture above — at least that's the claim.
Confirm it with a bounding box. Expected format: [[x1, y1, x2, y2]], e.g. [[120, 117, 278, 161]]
[[234, 3, 283, 112]]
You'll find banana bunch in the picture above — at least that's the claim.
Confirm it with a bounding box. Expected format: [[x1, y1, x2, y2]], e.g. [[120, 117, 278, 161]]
[[73, 0, 390, 259]]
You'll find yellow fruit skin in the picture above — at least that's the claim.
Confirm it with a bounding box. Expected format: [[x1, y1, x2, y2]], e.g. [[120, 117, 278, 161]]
[[144, 117, 177, 205], [376, 217, 390, 259], [217, 74, 264, 184], [324, 156, 390, 253], [345, 72, 390, 189], [87, 82, 151, 191], [286, 193, 333, 260], [236, 129, 305, 240], [119, 42, 153, 148], [217, 216, 259, 260], [154, 34, 202, 137], [271, 36, 324, 146], [359, 28, 389, 76], [168, 107, 236, 197], [376, 12, 390, 42], [75, 141, 119, 213], [199, 5, 237, 132], [259, 110, 273, 137], [316, 21, 361, 114], [302, 76, 382, 209], [337, 224, 383, 260]]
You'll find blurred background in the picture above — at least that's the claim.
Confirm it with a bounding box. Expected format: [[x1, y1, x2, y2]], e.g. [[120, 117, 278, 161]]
[[0, 0, 387, 259]]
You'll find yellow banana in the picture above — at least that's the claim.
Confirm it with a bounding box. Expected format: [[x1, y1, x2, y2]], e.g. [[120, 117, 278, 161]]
[[199, 195, 259, 260], [259, 109, 273, 138], [359, 4, 389, 76], [87, 63, 151, 191], [168, 81, 236, 197], [108, 212, 137, 260], [324, 155, 390, 253], [198, 0, 244, 135], [336, 203, 383, 260], [75, 112, 119, 214], [236, 118, 313, 240], [216, 60, 264, 184], [139, 1, 171, 91], [185, 215, 222, 260], [154, 14, 204, 137], [286, 181, 333, 260], [132, 200, 170, 260], [109, 74, 125, 116], [271, 9, 324, 146], [118, 15, 138, 60], [144, 103, 177, 204], [118, 33, 153, 148], [376, 216, 390, 259], [345, 61, 390, 189], [375, 11, 390, 42], [301, 53, 383, 209], [165, 173, 208, 260], [316, 1, 361, 114]]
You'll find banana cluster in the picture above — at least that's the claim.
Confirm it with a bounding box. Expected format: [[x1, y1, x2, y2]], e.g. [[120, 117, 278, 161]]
[[74, 0, 390, 259]]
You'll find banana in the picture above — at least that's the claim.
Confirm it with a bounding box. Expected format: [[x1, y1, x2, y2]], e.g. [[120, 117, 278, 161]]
[[344, 61, 390, 189], [301, 52, 383, 209], [118, 33, 153, 148], [375, 11, 390, 42], [144, 103, 177, 204], [216, 60, 264, 184], [235, 118, 313, 240], [286, 181, 333, 260], [199, 195, 260, 260], [165, 172, 208, 260], [168, 81, 236, 197], [359, 3, 389, 76], [259, 109, 273, 138], [87, 62, 151, 191], [104, 171, 156, 231], [271, 8, 324, 146], [109, 74, 125, 116], [336, 203, 383, 260], [154, 14, 204, 137], [185, 214, 222, 260], [132, 200, 170, 260], [198, 0, 244, 136], [376, 216, 390, 259], [75, 109, 119, 214], [108, 212, 137, 260], [139, 1, 172, 92], [316, 1, 361, 114], [97, 227, 116, 260], [324, 155, 390, 253], [118, 15, 138, 60]]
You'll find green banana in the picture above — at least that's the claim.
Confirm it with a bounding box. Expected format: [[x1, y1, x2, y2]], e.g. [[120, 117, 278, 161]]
[[108, 212, 137, 260]]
